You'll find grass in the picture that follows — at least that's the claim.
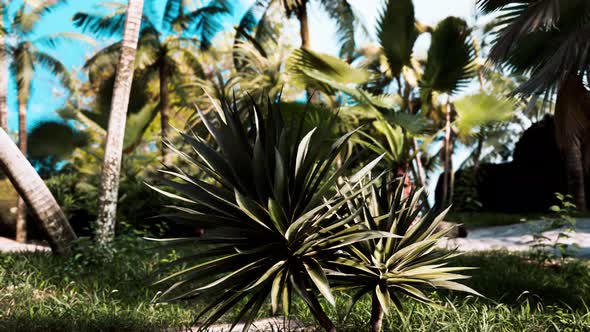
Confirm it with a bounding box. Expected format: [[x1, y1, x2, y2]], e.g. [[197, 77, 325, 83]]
[[1, 238, 590, 331]]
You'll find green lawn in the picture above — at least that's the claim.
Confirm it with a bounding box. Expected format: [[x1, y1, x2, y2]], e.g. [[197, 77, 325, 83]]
[[1, 238, 589, 331]]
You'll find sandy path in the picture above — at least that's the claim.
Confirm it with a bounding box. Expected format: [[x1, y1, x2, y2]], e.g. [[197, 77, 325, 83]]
[[440, 219, 590, 257]]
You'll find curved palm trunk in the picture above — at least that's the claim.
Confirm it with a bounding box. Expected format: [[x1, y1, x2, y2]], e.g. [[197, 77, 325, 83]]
[[16, 93, 29, 242], [159, 57, 172, 165], [0, 128, 77, 254], [95, 0, 144, 246]]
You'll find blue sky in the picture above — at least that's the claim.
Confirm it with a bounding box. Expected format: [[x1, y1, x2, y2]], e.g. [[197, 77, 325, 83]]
[[5, 0, 477, 132]]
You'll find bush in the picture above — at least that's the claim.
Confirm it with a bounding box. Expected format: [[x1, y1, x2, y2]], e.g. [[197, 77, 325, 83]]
[[153, 95, 477, 332]]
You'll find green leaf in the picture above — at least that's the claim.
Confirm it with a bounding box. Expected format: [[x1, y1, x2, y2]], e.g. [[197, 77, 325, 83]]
[[303, 258, 335, 306], [420, 16, 477, 99], [295, 128, 316, 176], [375, 284, 391, 314], [234, 189, 272, 231], [378, 0, 419, 77]]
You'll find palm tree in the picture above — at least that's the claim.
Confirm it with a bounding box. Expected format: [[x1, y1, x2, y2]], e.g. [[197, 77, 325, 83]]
[[3, 0, 83, 242], [287, 0, 478, 207], [0, 127, 77, 255], [478, 0, 590, 210], [74, 0, 232, 164], [95, 0, 144, 246], [239, 0, 360, 60]]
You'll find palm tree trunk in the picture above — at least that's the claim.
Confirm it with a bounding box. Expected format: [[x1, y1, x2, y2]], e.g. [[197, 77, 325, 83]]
[[555, 75, 590, 211], [16, 97, 28, 242], [0, 21, 8, 132], [95, 0, 144, 246], [369, 291, 384, 332], [297, 1, 317, 102], [159, 58, 172, 165], [0, 127, 77, 254], [297, 1, 310, 49], [564, 136, 585, 210], [441, 102, 453, 207]]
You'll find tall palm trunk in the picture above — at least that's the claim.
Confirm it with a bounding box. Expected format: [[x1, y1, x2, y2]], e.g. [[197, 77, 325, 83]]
[[95, 0, 144, 246], [297, 1, 310, 49], [15, 93, 28, 242], [441, 102, 453, 207], [0, 127, 77, 254], [555, 75, 590, 211], [0, 13, 7, 132], [297, 1, 317, 102], [159, 57, 172, 165]]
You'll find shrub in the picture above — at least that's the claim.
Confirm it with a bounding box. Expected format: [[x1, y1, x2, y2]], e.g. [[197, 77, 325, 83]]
[[152, 95, 387, 331], [327, 179, 479, 332], [153, 94, 477, 332]]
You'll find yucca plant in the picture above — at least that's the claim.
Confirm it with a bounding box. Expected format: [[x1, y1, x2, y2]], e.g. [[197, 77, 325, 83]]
[[150, 94, 392, 332], [326, 178, 480, 332]]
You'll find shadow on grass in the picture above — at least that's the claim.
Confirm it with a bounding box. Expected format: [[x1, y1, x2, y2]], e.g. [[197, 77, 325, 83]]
[[449, 251, 590, 308]]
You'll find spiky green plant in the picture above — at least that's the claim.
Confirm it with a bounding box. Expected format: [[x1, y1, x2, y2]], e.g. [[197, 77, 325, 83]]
[[151, 95, 391, 332], [326, 179, 480, 332]]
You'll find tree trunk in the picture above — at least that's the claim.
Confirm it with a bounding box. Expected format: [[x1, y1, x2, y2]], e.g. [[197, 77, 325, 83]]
[[395, 165, 413, 199], [472, 133, 484, 173], [297, 1, 318, 102], [0, 18, 8, 132], [0, 128, 77, 254], [16, 96, 28, 242], [412, 139, 427, 188], [564, 136, 585, 210], [297, 1, 310, 49], [306, 289, 337, 332], [159, 57, 172, 165], [441, 102, 453, 207], [95, 0, 144, 246], [369, 291, 384, 332], [16, 198, 26, 242], [554, 75, 590, 211]]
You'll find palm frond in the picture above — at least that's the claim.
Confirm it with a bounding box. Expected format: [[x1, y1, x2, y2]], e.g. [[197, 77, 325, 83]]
[[176, 1, 232, 49], [454, 91, 515, 138], [419, 17, 477, 99], [10, 42, 35, 94], [72, 11, 127, 37], [33, 51, 73, 90], [33, 32, 97, 49], [477, 0, 524, 14], [486, 0, 563, 61], [319, 0, 357, 60], [378, 0, 419, 78], [287, 48, 371, 93]]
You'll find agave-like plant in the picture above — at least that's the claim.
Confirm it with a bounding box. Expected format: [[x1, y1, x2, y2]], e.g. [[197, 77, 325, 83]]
[[150, 95, 392, 332], [326, 178, 480, 332]]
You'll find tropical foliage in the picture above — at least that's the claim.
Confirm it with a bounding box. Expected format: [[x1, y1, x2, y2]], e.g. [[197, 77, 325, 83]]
[[3, 0, 584, 330], [152, 95, 391, 331]]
